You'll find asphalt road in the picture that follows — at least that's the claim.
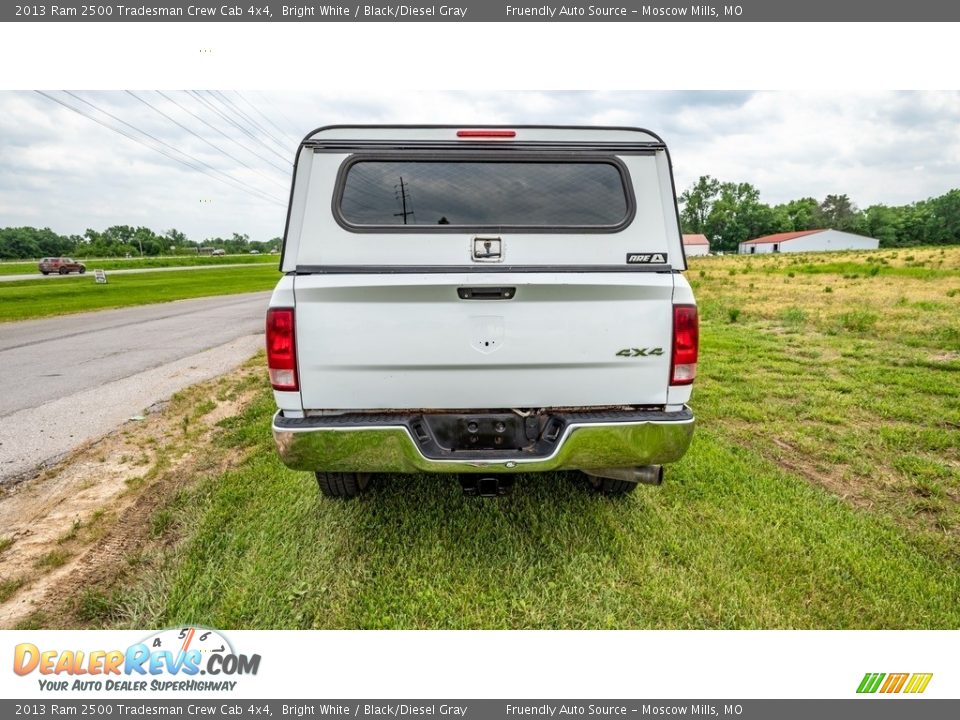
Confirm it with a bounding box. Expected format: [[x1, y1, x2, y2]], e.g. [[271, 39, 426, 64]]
[[0, 291, 271, 483], [0, 263, 264, 283]]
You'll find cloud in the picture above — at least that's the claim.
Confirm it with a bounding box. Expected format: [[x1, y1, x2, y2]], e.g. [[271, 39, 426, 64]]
[[0, 90, 957, 241]]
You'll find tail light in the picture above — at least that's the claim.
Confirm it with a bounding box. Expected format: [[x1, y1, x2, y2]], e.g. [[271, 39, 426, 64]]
[[671, 304, 699, 385], [266, 307, 298, 391]]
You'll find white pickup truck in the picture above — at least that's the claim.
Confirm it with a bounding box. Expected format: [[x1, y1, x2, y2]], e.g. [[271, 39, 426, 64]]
[[267, 125, 698, 498]]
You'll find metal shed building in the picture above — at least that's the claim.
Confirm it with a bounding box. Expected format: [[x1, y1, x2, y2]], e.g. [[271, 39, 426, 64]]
[[682, 233, 711, 257], [738, 229, 880, 254]]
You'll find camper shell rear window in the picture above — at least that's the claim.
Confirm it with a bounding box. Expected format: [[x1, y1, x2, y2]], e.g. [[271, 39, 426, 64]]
[[334, 154, 635, 233]]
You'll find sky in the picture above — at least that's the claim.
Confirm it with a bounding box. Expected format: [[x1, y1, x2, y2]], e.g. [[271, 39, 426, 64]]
[[1, 90, 958, 242]]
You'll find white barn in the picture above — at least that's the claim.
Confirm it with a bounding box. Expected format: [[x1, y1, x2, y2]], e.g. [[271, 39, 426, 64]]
[[738, 229, 879, 254], [682, 233, 711, 257]]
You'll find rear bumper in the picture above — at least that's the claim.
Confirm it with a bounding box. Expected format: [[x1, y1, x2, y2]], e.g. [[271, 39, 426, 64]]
[[272, 407, 695, 474]]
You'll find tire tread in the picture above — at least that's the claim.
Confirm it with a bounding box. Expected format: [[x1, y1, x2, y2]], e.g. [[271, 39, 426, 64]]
[[316, 471, 369, 498]]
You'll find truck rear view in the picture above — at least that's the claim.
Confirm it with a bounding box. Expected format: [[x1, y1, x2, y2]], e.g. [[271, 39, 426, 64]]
[[268, 125, 697, 497]]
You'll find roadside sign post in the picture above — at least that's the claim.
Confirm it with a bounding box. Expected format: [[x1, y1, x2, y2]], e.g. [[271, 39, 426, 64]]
[[94, 269, 107, 284]]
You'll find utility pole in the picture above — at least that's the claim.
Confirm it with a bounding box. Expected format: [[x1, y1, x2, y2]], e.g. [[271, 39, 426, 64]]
[[394, 176, 414, 225]]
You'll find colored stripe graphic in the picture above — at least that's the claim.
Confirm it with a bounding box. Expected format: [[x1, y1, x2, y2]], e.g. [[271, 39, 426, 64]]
[[904, 673, 933, 694], [880, 673, 909, 693], [857, 672, 932, 694], [857, 673, 885, 693]]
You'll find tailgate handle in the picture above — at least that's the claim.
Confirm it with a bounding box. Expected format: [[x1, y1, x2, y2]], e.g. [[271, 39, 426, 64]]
[[457, 287, 516, 300]]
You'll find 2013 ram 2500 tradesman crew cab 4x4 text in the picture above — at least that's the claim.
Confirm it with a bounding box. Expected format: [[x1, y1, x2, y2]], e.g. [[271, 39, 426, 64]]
[[267, 125, 698, 498]]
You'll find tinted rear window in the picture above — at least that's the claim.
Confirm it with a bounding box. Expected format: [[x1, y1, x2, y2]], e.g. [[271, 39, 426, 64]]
[[338, 159, 630, 229]]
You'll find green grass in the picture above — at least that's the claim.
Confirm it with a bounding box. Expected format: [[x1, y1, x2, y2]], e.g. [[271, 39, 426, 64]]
[[110, 380, 960, 630], [65, 247, 960, 629], [34, 549, 71, 570], [788, 261, 959, 280], [75, 588, 123, 624], [0, 577, 24, 603], [0, 265, 280, 322], [0, 254, 277, 275]]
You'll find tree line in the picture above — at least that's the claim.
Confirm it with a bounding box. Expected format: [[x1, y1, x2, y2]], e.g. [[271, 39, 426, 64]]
[[0, 225, 282, 260], [4, 180, 960, 259], [679, 177, 960, 252]]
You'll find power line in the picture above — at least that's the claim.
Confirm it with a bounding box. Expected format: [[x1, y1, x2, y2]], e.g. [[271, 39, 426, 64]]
[[253, 91, 305, 141], [213, 90, 292, 154], [212, 90, 294, 158], [126, 91, 288, 190], [36, 91, 285, 208], [189, 90, 291, 165], [343, 181, 390, 203], [235, 91, 300, 146], [157, 90, 291, 176], [62, 91, 285, 205], [211, 90, 283, 149]]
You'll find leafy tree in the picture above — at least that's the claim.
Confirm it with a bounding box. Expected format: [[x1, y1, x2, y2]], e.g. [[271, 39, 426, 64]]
[[863, 204, 902, 247], [679, 175, 720, 234], [818, 194, 864, 232], [677, 179, 960, 249], [929, 189, 960, 245], [0, 229, 41, 259], [771, 197, 820, 232], [703, 182, 776, 252], [165, 228, 188, 246]]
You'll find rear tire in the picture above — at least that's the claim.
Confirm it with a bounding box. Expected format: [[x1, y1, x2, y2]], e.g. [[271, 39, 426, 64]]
[[585, 474, 638, 495], [41, 271, 48, 275], [59, 267, 68, 275], [316, 472, 371, 499]]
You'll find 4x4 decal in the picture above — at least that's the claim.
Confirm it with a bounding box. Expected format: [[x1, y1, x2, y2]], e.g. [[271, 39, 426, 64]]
[[616, 347, 665, 357]]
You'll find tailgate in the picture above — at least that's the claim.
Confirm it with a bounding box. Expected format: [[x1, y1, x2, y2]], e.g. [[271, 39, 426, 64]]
[[284, 127, 686, 411], [294, 272, 675, 410]]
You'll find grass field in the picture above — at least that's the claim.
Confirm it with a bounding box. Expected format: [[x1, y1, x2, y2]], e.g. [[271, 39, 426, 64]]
[[6, 246, 960, 630], [0, 254, 277, 275], [0, 264, 280, 322]]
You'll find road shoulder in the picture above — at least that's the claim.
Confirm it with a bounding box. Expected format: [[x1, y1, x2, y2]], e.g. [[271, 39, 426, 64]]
[[0, 334, 262, 484], [0, 358, 264, 629]]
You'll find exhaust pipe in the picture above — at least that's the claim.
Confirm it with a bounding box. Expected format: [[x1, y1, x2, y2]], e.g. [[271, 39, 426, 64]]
[[460, 475, 514, 497], [583, 465, 664, 486]]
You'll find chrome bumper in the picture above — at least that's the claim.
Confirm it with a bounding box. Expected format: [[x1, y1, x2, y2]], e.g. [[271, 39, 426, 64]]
[[272, 408, 695, 474]]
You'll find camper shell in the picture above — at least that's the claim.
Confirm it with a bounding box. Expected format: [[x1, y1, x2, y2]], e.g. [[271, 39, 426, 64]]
[[268, 125, 698, 497]]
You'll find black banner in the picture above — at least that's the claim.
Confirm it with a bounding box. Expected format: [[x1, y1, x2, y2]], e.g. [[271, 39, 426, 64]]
[[5, 0, 960, 22], [2, 700, 958, 719]]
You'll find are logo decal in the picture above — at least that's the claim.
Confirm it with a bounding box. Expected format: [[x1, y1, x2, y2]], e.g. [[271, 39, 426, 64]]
[[626, 252, 667, 264]]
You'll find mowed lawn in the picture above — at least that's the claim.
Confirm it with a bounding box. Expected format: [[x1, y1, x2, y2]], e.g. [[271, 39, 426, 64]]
[[0, 264, 280, 322], [57, 247, 960, 629], [0, 253, 277, 275]]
